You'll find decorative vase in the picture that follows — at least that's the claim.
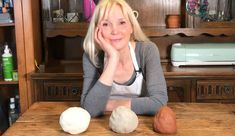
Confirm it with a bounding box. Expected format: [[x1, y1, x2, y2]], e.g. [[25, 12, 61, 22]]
[[83, 0, 96, 22], [166, 15, 181, 28]]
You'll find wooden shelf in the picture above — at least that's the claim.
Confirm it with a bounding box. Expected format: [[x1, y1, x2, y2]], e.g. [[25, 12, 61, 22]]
[[44, 22, 235, 37], [0, 20, 17, 87], [36, 60, 83, 73], [30, 61, 83, 81], [0, 79, 18, 85], [45, 22, 88, 37], [143, 27, 235, 37], [198, 21, 235, 28], [30, 62, 235, 79], [0, 23, 15, 27], [162, 63, 235, 78]]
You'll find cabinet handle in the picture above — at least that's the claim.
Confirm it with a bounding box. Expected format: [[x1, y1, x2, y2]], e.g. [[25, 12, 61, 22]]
[[71, 87, 79, 95], [223, 86, 233, 94], [167, 86, 175, 91]]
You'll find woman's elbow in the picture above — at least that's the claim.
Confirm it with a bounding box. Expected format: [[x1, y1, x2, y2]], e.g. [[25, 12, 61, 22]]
[[150, 94, 168, 114], [160, 88, 169, 105], [162, 94, 168, 105], [156, 92, 168, 106]]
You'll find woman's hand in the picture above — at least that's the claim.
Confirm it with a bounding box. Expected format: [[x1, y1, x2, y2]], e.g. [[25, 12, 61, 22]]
[[95, 26, 119, 60], [105, 99, 131, 112], [95, 26, 119, 86]]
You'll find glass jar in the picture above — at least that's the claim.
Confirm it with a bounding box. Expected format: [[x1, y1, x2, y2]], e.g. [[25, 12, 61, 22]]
[[216, 0, 232, 21]]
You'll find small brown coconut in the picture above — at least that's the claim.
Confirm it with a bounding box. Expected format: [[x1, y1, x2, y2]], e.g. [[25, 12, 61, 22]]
[[153, 106, 177, 134]]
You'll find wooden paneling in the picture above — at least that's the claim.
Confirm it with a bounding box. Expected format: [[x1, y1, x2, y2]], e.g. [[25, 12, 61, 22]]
[[21, 0, 42, 107], [126, 0, 181, 27], [22, 0, 41, 108], [43, 80, 82, 101], [12, 0, 42, 113], [196, 80, 235, 102], [30, 70, 83, 101], [14, 0, 28, 114], [166, 79, 191, 102]]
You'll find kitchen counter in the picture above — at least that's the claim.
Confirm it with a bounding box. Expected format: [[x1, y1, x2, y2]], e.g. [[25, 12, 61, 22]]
[[3, 102, 235, 136]]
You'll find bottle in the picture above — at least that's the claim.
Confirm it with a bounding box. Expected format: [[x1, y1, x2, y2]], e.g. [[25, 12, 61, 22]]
[[8, 103, 19, 126], [9, 97, 15, 105], [2, 43, 13, 81], [15, 95, 21, 114]]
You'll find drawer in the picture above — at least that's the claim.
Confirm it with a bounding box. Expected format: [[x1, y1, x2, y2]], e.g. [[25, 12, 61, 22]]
[[166, 79, 191, 102], [196, 80, 235, 101], [43, 80, 82, 101]]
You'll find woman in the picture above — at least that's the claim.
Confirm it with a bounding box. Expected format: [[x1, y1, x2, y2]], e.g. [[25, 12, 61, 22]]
[[81, 0, 168, 117]]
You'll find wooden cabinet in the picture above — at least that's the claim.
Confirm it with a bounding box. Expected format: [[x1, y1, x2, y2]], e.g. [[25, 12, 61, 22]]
[[0, 22, 19, 115], [166, 79, 191, 102], [0, 4, 21, 134], [196, 80, 235, 103], [0, 0, 41, 132], [43, 80, 82, 101], [163, 63, 235, 103], [31, 72, 83, 101], [32, 0, 235, 103], [165, 78, 235, 103], [30, 61, 83, 101], [0, 2, 23, 133]]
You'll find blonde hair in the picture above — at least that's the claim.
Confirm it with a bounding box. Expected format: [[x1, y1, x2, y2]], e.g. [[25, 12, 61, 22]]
[[83, 0, 149, 67]]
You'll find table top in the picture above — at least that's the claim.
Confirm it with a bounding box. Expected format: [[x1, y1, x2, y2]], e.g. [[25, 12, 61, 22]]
[[3, 102, 235, 136]]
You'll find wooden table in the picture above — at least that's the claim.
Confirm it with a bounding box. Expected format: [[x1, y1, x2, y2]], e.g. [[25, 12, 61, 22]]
[[3, 102, 235, 136]]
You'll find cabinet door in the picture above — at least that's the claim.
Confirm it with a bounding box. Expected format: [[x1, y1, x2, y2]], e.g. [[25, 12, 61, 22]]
[[196, 80, 235, 103], [43, 80, 82, 101], [166, 79, 191, 102]]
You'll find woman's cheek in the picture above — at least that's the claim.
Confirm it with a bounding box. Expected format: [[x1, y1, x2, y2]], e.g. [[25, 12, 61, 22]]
[[101, 30, 109, 39]]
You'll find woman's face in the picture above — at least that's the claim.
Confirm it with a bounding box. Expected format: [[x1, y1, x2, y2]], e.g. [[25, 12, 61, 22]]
[[99, 4, 133, 51]]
